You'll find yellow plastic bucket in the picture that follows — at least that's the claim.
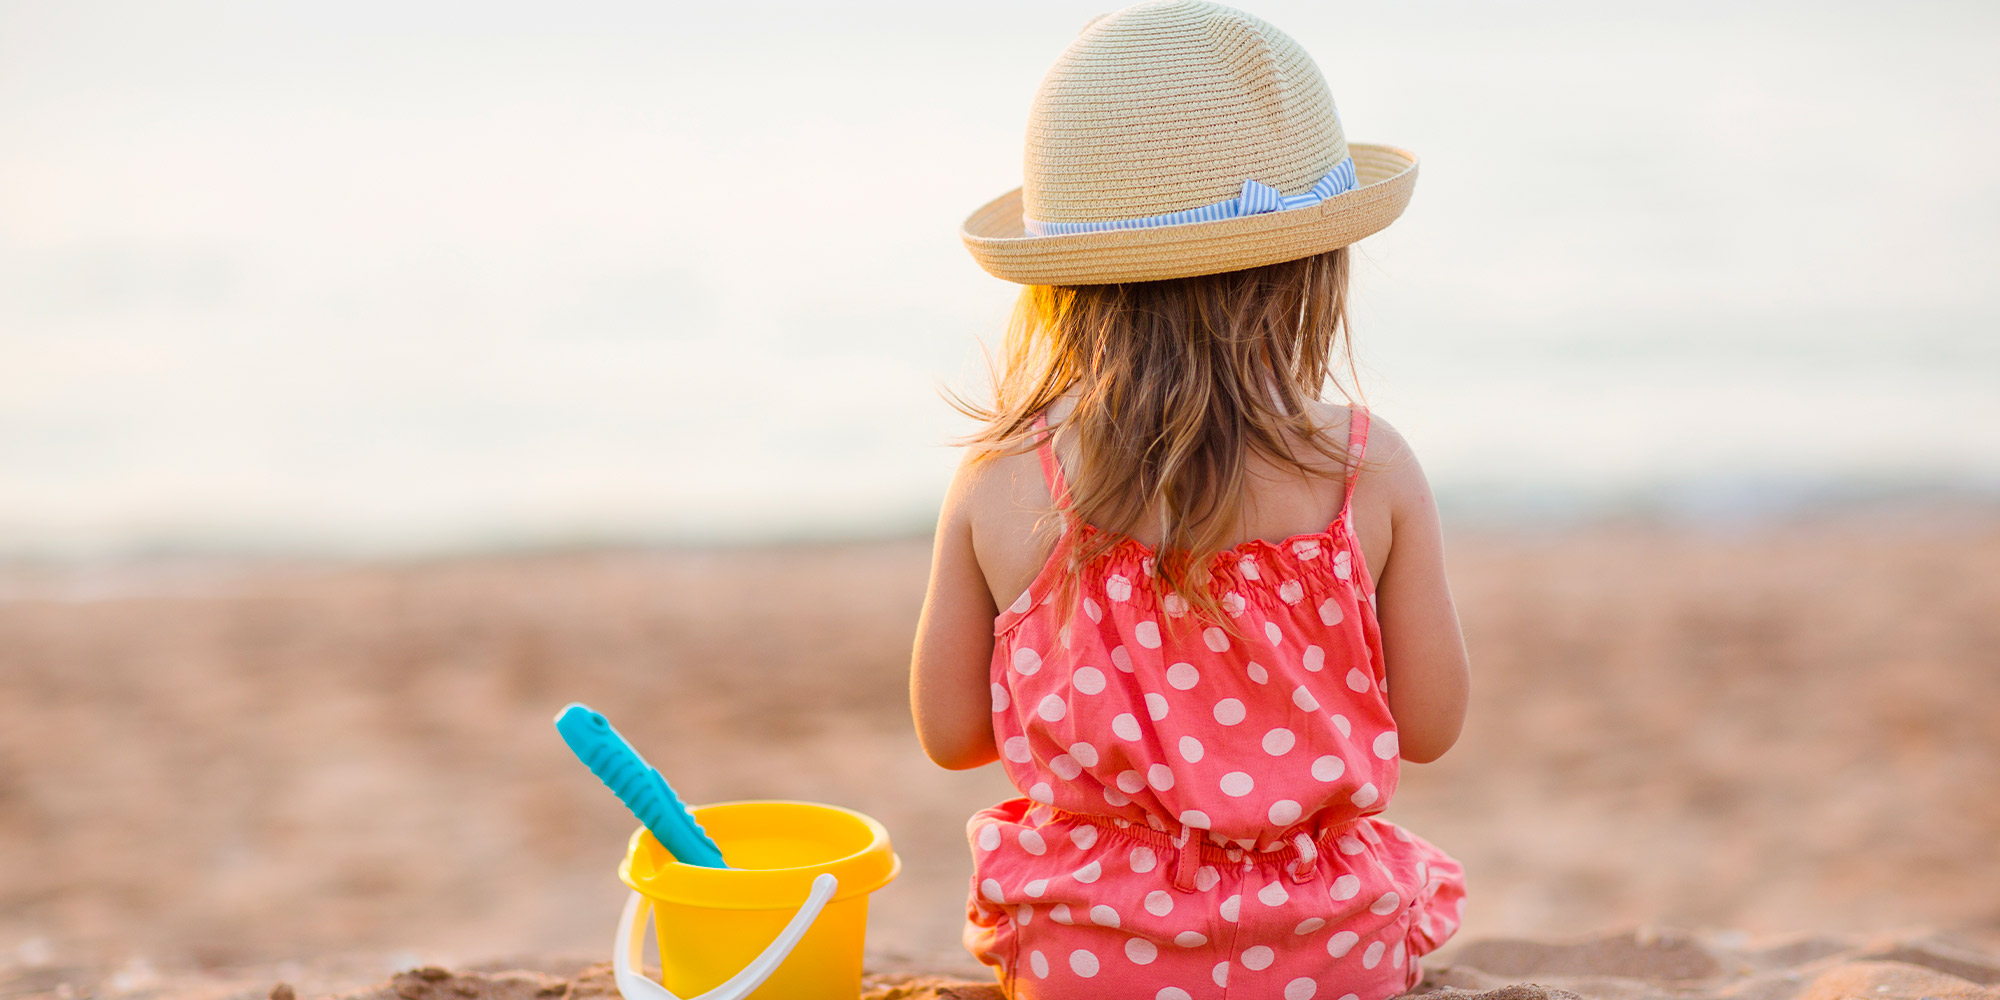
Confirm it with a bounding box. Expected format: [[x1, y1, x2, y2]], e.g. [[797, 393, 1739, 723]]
[[614, 800, 900, 1000]]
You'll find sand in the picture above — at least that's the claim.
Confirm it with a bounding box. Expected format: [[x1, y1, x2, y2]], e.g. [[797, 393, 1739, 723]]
[[313, 929, 2000, 1000], [1, 507, 1997, 998], [16, 928, 1997, 1000]]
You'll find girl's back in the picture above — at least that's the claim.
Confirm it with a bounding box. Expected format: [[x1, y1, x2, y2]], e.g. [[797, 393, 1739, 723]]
[[932, 397, 1463, 998]]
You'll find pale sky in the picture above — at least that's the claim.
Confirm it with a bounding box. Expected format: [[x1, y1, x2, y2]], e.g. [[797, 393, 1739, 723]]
[[3, 1, 1997, 555]]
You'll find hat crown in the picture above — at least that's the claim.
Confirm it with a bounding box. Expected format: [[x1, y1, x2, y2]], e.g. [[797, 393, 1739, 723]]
[[1022, 0, 1348, 225]]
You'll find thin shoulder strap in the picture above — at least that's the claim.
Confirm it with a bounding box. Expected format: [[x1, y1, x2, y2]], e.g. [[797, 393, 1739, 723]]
[[1340, 406, 1371, 517], [1032, 411, 1074, 509]]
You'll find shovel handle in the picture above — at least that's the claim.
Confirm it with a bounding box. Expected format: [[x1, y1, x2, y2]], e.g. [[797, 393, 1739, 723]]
[[555, 703, 728, 869]]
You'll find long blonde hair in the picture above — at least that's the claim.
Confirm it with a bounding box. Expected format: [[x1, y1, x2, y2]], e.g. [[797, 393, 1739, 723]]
[[947, 248, 1363, 637]]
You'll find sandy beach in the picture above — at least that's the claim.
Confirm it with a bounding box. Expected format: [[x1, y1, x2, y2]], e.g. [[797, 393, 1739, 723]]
[[2, 507, 1997, 998]]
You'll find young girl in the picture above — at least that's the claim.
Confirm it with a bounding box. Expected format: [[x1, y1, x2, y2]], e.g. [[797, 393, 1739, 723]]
[[911, 2, 1470, 997]]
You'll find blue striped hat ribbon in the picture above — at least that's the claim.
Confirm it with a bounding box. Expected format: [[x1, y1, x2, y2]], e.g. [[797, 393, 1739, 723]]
[[1022, 156, 1358, 237]]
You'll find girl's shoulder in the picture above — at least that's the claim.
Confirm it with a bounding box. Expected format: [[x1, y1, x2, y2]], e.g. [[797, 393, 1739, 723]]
[[949, 435, 1067, 615]]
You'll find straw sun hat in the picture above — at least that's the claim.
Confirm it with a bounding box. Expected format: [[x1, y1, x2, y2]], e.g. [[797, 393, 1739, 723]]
[[961, 0, 1418, 286]]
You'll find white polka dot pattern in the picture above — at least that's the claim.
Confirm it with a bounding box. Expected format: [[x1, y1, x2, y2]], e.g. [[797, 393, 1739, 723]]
[[1012, 647, 1042, 674], [1112, 713, 1142, 741], [1213, 698, 1246, 725], [988, 543, 1406, 844], [1134, 620, 1162, 648], [1074, 666, 1106, 695], [1070, 948, 1100, 976]]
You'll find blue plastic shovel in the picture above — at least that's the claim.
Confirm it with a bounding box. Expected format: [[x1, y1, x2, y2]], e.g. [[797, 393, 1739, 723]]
[[555, 702, 731, 869]]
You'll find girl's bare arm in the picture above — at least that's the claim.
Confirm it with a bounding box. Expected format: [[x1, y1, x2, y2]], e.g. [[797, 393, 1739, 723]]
[[910, 453, 1002, 770], [1368, 419, 1471, 763]]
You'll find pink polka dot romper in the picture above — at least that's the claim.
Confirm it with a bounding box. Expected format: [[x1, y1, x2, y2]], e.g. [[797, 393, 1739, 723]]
[[964, 407, 1466, 1000]]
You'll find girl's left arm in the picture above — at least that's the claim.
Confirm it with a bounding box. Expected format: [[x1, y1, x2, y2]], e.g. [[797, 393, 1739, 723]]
[[1368, 420, 1472, 764], [910, 453, 1001, 770]]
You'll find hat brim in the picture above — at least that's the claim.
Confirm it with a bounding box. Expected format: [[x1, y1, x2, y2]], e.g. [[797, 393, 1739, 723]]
[[961, 143, 1418, 285]]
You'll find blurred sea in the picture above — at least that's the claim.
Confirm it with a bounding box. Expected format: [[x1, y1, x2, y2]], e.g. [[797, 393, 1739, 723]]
[[3, 0, 1997, 558]]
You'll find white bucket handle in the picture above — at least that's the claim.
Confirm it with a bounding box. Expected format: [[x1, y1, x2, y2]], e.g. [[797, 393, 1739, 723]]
[[613, 873, 838, 1000]]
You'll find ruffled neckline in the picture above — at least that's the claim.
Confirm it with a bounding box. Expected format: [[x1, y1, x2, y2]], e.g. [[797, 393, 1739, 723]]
[[992, 512, 1368, 638], [1064, 515, 1348, 565]]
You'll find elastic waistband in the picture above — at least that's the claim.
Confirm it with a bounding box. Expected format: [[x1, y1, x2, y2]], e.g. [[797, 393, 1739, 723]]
[[1041, 804, 1364, 892]]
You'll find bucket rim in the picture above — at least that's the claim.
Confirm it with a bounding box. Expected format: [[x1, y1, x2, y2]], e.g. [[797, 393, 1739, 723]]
[[619, 799, 901, 908]]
